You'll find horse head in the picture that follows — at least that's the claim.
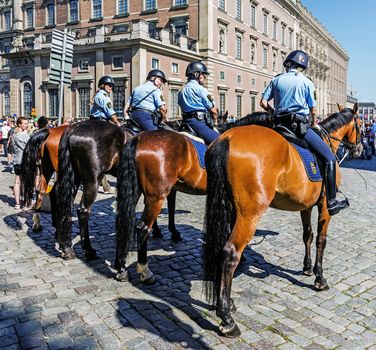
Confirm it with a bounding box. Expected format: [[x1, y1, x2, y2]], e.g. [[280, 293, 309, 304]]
[[339, 103, 363, 158]]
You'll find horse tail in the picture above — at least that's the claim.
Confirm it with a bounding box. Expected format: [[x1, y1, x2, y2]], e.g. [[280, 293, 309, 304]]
[[56, 125, 79, 241], [20, 128, 51, 206], [116, 136, 141, 262], [203, 137, 233, 305]]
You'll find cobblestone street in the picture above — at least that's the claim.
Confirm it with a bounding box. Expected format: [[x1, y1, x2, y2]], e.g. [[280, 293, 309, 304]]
[[1, 156, 376, 350]]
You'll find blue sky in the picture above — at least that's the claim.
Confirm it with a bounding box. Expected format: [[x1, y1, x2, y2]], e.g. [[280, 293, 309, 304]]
[[301, 0, 376, 102]]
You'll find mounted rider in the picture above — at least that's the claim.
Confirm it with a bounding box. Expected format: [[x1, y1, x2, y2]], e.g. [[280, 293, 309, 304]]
[[260, 49, 348, 216], [124, 69, 168, 131], [178, 61, 219, 145], [90, 76, 120, 127]]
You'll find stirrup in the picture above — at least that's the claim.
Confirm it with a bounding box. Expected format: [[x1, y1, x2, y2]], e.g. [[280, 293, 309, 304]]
[[327, 198, 349, 216]]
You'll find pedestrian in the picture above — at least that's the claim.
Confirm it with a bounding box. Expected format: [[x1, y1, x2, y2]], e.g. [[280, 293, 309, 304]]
[[12, 117, 30, 210], [7, 119, 16, 169], [36, 116, 49, 130], [260, 49, 348, 216], [124, 69, 168, 130], [1, 121, 11, 157], [178, 61, 219, 145], [90, 76, 120, 127]]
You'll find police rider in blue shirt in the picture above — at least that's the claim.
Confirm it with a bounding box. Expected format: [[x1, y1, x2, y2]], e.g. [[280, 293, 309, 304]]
[[124, 69, 167, 131], [260, 50, 348, 216], [178, 61, 219, 145], [90, 76, 120, 127]]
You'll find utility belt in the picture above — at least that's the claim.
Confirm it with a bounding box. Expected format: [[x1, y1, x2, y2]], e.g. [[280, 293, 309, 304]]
[[129, 107, 161, 126], [182, 111, 214, 129], [275, 111, 311, 138], [89, 115, 107, 121]]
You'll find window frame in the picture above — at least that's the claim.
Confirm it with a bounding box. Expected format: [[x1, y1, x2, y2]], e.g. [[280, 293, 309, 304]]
[[25, 6, 34, 29], [151, 58, 160, 69], [4, 9, 11, 31], [235, 32, 243, 60], [78, 59, 89, 72], [69, 0, 79, 23], [117, 0, 128, 16], [112, 56, 124, 70], [46, 2, 56, 26], [92, 0, 103, 19]]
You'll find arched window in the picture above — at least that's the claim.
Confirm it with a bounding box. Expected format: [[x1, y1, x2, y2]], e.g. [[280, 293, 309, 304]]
[[2, 88, 10, 116], [23, 83, 33, 117]]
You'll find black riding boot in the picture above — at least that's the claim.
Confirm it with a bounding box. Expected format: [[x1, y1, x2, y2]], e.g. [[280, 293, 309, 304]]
[[325, 161, 349, 216]]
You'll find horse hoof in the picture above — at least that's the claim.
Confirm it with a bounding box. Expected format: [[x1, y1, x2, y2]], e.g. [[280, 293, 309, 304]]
[[240, 254, 247, 264], [85, 250, 98, 261], [116, 271, 130, 282], [303, 268, 314, 276], [314, 279, 329, 291], [219, 322, 241, 338], [143, 275, 156, 285], [171, 233, 182, 242], [32, 224, 43, 232], [61, 250, 76, 260]]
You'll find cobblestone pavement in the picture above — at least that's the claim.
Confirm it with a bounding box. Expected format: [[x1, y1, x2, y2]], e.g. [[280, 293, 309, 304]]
[[1, 155, 376, 350]]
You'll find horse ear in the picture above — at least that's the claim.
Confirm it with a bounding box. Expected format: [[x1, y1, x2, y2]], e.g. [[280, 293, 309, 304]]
[[337, 103, 344, 112], [353, 103, 358, 114]]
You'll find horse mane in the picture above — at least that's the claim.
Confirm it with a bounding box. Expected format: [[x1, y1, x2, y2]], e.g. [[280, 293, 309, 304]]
[[235, 112, 273, 127], [319, 108, 354, 133]]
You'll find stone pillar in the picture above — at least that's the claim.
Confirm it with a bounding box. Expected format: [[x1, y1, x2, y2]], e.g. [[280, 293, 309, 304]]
[[131, 46, 147, 90], [64, 84, 72, 119], [199, 0, 213, 55], [95, 49, 104, 93], [10, 77, 20, 117], [12, 0, 23, 31]]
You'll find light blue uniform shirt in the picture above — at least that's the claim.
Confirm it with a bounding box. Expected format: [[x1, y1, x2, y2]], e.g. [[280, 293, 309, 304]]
[[262, 69, 316, 116], [127, 81, 165, 112], [90, 89, 116, 120], [178, 80, 215, 113]]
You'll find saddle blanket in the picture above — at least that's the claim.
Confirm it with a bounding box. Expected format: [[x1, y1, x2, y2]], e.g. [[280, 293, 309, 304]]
[[185, 136, 207, 169], [290, 143, 322, 182]]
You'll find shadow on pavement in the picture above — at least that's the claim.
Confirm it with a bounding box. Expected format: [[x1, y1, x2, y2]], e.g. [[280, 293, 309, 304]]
[[340, 158, 376, 171]]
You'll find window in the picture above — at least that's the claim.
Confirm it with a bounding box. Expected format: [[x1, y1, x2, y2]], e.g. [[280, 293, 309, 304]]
[[47, 3, 55, 26], [2, 88, 10, 116], [250, 96, 256, 113], [218, 0, 225, 11], [236, 0, 242, 20], [79, 88, 90, 118], [263, 12, 268, 35], [145, 0, 156, 11], [93, 0, 102, 18], [172, 63, 179, 73], [152, 58, 159, 69], [79, 59, 89, 71], [281, 52, 286, 70], [175, 0, 187, 5], [272, 19, 277, 40], [289, 30, 293, 49], [170, 88, 180, 119], [69, 0, 79, 22], [2, 45, 10, 66], [250, 4, 256, 28], [237, 75, 241, 84], [118, 0, 128, 15], [48, 89, 59, 117], [219, 93, 226, 116], [220, 71, 225, 80], [272, 51, 277, 71], [23, 83, 33, 117], [4, 10, 11, 31], [113, 57, 123, 69], [251, 78, 255, 86], [171, 17, 188, 36], [250, 41, 256, 64], [236, 34, 242, 60], [281, 25, 286, 46], [113, 85, 125, 119], [236, 95, 242, 118], [262, 46, 268, 68], [25, 7, 34, 29]]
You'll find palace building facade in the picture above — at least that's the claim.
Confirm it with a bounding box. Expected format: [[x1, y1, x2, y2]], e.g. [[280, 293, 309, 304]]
[[0, 0, 349, 121]]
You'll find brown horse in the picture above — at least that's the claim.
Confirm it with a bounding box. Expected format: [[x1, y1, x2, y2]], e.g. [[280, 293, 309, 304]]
[[115, 113, 273, 282], [202, 105, 362, 337]]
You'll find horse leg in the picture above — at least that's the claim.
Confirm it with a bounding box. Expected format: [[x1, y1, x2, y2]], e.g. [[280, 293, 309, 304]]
[[313, 200, 331, 290], [151, 219, 163, 239], [167, 189, 182, 242], [51, 182, 76, 260], [77, 181, 99, 260], [136, 197, 165, 284], [217, 216, 260, 337], [300, 208, 314, 276]]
